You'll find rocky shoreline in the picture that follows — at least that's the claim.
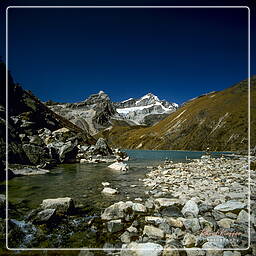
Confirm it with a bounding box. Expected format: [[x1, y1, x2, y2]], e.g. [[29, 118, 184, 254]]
[[1, 155, 255, 256]]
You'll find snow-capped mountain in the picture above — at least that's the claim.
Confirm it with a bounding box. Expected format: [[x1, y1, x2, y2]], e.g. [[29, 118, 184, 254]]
[[115, 93, 178, 125]]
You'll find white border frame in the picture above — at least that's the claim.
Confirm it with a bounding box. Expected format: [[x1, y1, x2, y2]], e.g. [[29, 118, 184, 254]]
[[5, 5, 251, 252]]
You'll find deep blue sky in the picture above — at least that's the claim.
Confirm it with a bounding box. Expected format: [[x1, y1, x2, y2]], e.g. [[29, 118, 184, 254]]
[[4, 6, 251, 104]]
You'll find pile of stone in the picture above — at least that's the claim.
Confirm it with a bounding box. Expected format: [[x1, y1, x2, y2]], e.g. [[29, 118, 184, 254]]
[[97, 156, 255, 255]]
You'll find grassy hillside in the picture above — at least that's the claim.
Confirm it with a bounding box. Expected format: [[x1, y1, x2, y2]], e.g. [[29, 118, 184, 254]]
[[97, 76, 256, 152]]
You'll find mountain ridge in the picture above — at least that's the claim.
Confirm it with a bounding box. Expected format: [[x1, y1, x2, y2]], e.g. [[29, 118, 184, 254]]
[[97, 76, 256, 152]]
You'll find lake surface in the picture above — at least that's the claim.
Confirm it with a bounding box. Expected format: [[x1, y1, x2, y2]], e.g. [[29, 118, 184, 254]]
[[3, 150, 229, 216]]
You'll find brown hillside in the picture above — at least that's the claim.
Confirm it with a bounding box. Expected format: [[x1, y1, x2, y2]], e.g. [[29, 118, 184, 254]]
[[98, 76, 255, 152]]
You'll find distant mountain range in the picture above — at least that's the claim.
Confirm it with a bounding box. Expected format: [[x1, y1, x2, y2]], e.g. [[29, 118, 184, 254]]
[[47, 92, 178, 134], [98, 76, 256, 152]]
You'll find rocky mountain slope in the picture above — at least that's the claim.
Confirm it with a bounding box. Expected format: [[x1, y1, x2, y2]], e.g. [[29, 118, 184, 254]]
[[46, 91, 120, 135], [115, 93, 178, 126], [0, 62, 121, 180], [98, 76, 256, 152]]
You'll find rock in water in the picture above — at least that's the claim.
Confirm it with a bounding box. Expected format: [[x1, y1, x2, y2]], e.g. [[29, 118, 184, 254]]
[[181, 200, 199, 217], [214, 200, 246, 213], [102, 187, 119, 195], [32, 208, 56, 224], [41, 197, 75, 214], [108, 162, 129, 171], [121, 242, 163, 256]]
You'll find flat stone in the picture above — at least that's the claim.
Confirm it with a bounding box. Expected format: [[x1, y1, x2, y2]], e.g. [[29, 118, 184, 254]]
[[214, 200, 246, 213], [217, 218, 234, 228], [102, 182, 110, 187], [154, 198, 180, 209], [107, 219, 123, 233], [145, 216, 164, 226], [101, 187, 118, 195], [121, 242, 163, 256], [12, 167, 49, 176], [41, 197, 75, 214], [143, 225, 165, 239]]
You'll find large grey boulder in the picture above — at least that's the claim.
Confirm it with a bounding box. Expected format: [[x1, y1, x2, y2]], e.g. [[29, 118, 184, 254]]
[[181, 200, 199, 217], [121, 242, 163, 256], [101, 201, 133, 221], [41, 197, 75, 214]]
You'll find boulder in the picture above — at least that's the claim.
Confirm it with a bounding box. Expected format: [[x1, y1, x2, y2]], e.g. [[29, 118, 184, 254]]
[[107, 219, 123, 233], [132, 203, 147, 213], [143, 225, 165, 239], [108, 161, 129, 171], [237, 209, 249, 223], [59, 141, 77, 162], [41, 197, 75, 214], [93, 138, 112, 156], [182, 218, 201, 232], [121, 242, 163, 256], [52, 127, 73, 142], [101, 201, 133, 221], [165, 217, 184, 228], [214, 200, 246, 213], [22, 144, 49, 165], [181, 200, 199, 217], [32, 208, 56, 224], [182, 233, 196, 248], [102, 187, 119, 195]]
